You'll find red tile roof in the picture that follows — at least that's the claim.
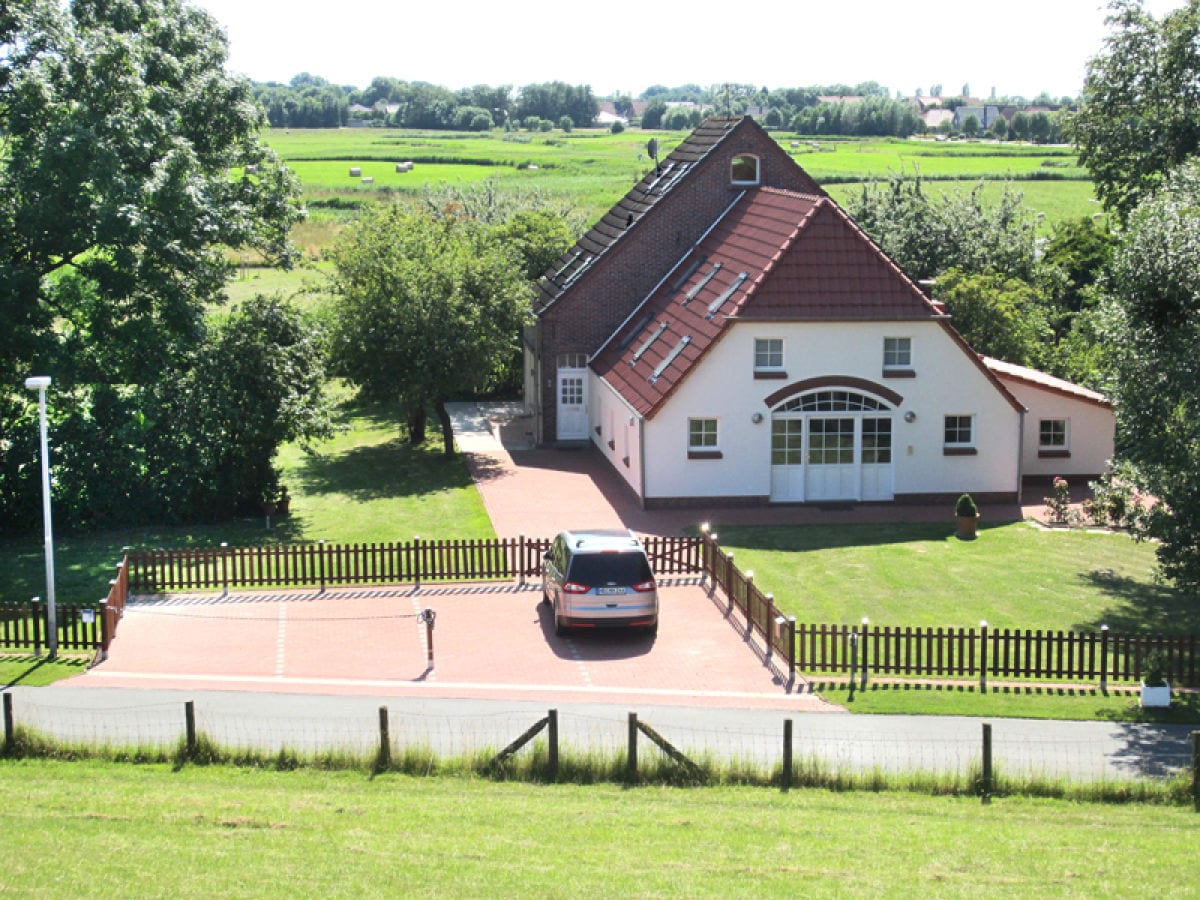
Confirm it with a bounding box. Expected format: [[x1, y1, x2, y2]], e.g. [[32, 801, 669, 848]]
[[591, 188, 946, 418], [533, 117, 823, 315], [982, 357, 1113, 409]]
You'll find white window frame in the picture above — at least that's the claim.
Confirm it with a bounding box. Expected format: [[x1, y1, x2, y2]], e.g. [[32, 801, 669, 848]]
[[883, 337, 912, 370], [730, 154, 761, 185], [754, 337, 784, 373], [688, 418, 719, 451], [1039, 418, 1069, 450], [943, 414, 975, 448]]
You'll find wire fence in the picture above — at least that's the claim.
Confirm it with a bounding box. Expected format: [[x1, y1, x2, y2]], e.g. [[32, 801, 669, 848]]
[[5, 692, 1197, 789]]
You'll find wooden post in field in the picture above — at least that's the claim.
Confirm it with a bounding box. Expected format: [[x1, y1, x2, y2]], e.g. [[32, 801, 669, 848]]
[[3, 692, 13, 750], [184, 701, 196, 758], [627, 712, 638, 782], [547, 709, 558, 780], [378, 706, 390, 770], [981, 722, 993, 804], [782, 718, 793, 792]]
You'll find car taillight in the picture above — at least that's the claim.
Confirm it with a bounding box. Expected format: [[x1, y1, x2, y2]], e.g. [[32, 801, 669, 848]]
[[563, 582, 590, 594], [632, 580, 656, 592]]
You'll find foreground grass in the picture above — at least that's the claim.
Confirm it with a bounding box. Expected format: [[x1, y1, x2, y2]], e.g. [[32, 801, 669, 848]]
[[815, 681, 1200, 724], [1, 761, 1197, 897], [713, 521, 1194, 636]]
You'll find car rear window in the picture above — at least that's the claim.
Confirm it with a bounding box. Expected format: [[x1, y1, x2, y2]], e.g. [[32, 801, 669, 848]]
[[568, 552, 653, 586]]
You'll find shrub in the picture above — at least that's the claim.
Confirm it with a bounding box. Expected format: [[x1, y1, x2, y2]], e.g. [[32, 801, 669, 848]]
[[1044, 476, 1071, 524], [1141, 649, 1170, 687], [610, 120, 625, 134], [955, 493, 978, 517]]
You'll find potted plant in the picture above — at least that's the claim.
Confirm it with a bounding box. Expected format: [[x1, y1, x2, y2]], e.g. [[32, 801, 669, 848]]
[[277, 485, 291, 517], [955, 493, 980, 540], [1139, 649, 1171, 708]]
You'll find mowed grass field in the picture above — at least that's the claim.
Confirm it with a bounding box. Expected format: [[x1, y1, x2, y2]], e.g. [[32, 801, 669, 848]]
[[263, 127, 1099, 228], [2, 762, 1199, 897]]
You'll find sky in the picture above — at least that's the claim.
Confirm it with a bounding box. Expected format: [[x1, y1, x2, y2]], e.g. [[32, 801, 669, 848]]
[[192, 0, 1188, 100]]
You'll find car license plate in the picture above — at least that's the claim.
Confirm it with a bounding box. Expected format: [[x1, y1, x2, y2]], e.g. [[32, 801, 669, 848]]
[[597, 587, 626, 595]]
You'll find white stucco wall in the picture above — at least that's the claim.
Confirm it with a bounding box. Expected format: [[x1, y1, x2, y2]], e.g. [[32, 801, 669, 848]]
[[996, 377, 1114, 479], [640, 320, 1023, 502], [590, 376, 644, 498]]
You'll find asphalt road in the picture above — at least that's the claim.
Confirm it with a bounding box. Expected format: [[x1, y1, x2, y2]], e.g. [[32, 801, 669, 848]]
[[9, 685, 1195, 781]]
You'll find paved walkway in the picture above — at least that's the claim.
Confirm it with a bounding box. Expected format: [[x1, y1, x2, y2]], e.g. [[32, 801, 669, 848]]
[[447, 402, 1074, 537]]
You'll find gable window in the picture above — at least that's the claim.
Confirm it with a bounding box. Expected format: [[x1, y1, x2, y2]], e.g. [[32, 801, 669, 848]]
[[1038, 418, 1070, 457], [687, 418, 722, 459], [944, 415, 976, 455], [730, 154, 760, 185], [754, 338, 785, 378], [883, 337, 914, 376]]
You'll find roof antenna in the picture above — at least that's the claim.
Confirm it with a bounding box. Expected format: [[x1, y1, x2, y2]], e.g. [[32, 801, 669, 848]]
[[646, 138, 660, 176]]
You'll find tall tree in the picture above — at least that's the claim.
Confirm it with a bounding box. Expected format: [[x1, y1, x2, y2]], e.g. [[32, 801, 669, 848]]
[[0, 0, 306, 530], [1071, 0, 1200, 222], [1100, 159, 1200, 587], [329, 208, 533, 456]]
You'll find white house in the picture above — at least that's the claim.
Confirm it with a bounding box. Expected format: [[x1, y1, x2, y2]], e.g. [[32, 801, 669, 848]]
[[527, 116, 1113, 509]]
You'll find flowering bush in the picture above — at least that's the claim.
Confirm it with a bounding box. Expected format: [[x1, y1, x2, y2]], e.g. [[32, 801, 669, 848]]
[[1044, 476, 1071, 525]]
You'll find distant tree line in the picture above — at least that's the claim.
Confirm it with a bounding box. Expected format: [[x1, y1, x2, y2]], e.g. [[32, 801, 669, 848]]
[[251, 75, 598, 131]]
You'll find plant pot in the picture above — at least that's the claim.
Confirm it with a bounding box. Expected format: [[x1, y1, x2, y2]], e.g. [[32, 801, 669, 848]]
[[955, 514, 979, 540], [1139, 681, 1171, 708]]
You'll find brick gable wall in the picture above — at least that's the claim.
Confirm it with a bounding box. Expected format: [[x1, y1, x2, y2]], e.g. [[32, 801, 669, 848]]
[[536, 120, 819, 443]]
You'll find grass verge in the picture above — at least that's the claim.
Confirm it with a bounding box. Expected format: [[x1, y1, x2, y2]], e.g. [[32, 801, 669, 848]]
[[0, 760, 1197, 896], [0, 653, 91, 688], [812, 680, 1200, 723]]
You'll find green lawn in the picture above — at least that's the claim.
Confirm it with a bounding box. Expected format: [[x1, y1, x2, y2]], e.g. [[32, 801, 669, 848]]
[[710, 522, 1194, 635], [1, 762, 1197, 896]]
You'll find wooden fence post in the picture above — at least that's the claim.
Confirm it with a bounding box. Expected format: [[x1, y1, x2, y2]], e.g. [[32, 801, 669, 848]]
[[627, 712, 638, 782], [1192, 731, 1199, 813], [782, 718, 793, 792], [184, 701, 196, 758], [1099, 625, 1109, 692], [31, 597, 42, 657], [220, 543, 229, 596], [378, 706, 390, 770], [979, 621, 988, 693], [3, 692, 13, 750], [318, 539, 326, 594], [981, 722, 993, 804], [548, 709, 558, 780], [519, 534, 526, 587], [849, 631, 859, 699], [860, 617, 870, 689], [743, 570, 754, 636], [699, 523, 709, 587], [98, 598, 109, 654], [413, 536, 422, 590]]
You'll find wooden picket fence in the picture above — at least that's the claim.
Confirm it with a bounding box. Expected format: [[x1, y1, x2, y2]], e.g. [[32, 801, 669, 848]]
[[792, 622, 1198, 686], [124, 534, 703, 594], [0, 556, 129, 657], [698, 526, 1198, 687]]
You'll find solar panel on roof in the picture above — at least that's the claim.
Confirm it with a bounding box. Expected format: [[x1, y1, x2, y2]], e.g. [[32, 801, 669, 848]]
[[650, 336, 692, 383], [706, 272, 749, 318], [683, 263, 722, 305], [630, 322, 669, 364]]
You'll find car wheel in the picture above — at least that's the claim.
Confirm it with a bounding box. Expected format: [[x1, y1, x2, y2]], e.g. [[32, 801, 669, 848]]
[[554, 612, 567, 637]]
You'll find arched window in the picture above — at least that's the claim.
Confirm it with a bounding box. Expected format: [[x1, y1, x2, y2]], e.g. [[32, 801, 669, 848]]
[[731, 154, 760, 185], [773, 390, 890, 413]]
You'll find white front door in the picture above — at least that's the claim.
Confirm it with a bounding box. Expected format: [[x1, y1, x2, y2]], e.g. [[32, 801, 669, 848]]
[[556, 368, 588, 440], [805, 417, 859, 501], [860, 416, 895, 501]]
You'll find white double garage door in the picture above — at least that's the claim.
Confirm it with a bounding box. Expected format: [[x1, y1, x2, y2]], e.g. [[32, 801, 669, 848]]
[[769, 390, 895, 503]]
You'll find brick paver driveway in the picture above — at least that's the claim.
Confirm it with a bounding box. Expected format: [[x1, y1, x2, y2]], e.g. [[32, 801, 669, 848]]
[[75, 579, 833, 711]]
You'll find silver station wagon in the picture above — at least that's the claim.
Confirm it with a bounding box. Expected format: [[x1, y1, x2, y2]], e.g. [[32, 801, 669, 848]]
[[541, 529, 659, 637]]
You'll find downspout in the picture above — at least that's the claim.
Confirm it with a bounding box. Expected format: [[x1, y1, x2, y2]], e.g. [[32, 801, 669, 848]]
[[1015, 407, 1025, 505], [639, 416, 647, 510]]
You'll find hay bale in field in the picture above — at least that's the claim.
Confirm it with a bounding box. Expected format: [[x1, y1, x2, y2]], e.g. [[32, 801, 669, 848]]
[[349, 166, 362, 177], [396, 161, 413, 173], [361, 176, 374, 184]]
